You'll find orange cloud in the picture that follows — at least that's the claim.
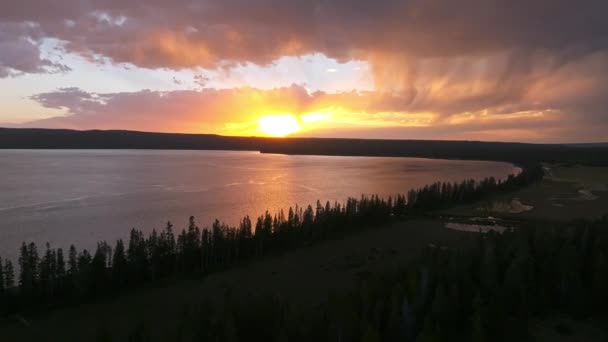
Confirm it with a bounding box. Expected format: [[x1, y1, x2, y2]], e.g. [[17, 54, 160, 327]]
[[18, 82, 601, 142]]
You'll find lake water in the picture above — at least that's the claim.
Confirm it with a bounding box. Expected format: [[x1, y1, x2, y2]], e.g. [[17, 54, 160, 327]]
[[0, 150, 519, 261]]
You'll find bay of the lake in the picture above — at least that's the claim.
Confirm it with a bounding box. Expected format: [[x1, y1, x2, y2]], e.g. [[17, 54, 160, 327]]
[[0, 150, 520, 261]]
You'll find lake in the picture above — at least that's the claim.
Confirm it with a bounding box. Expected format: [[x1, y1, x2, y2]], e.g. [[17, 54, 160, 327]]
[[0, 150, 519, 261]]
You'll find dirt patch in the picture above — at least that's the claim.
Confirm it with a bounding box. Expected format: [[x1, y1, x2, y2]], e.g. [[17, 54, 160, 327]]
[[578, 189, 599, 201], [445, 222, 509, 233], [443, 165, 608, 221]]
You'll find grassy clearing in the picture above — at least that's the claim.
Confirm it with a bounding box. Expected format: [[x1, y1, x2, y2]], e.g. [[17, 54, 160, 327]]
[[547, 164, 608, 187], [442, 164, 608, 221]]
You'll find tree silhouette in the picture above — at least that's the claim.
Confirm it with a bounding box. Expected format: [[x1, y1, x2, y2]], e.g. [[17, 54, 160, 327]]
[[4, 260, 15, 289]]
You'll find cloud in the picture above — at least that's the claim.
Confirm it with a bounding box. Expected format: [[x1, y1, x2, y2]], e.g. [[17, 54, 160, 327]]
[[193, 74, 210, 88], [25, 85, 321, 134], [3, 0, 608, 141], [0, 23, 70, 77], [21, 79, 606, 142], [2, 1, 606, 69]]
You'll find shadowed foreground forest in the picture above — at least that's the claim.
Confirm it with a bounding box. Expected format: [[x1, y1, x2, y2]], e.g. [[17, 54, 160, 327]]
[[120, 218, 608, 342]]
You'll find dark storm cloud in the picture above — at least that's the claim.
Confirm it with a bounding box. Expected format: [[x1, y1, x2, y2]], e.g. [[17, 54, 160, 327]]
[[2, 0, 607, 68]]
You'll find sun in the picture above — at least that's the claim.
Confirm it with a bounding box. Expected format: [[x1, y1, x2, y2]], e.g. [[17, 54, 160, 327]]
[[258, 114, 300, 137]]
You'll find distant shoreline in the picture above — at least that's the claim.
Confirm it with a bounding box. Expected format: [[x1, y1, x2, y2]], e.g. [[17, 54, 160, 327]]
[[2, 127, 608, 165]]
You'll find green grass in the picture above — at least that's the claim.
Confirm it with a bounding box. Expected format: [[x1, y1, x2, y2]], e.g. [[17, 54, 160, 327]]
[[442, 164, 608, 221], [548, 164, 608, 186]]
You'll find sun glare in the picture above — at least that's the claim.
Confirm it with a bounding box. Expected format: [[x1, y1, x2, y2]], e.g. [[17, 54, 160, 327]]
[[258, 114, 301, 137]]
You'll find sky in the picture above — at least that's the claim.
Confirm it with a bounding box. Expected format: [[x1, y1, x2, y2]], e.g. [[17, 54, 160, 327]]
[[1, 0, 607, 142]]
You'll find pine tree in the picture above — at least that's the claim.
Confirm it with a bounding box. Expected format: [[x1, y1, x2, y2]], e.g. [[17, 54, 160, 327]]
[[128, 322, 147, 342], [431, 283, 449, 333], [76, 249, 92, 297], [361, 322, 381, 342], [19, 242, 35, 296], [28, 242, 40, 280], [39, 242, 55, 299], [96, 325, 113, 342], [186, 216, 201, 272], [221, 310, 238, 342], [56, 248, 66, 279], [161, 221, 176, 276], [0, 256, 4, 294], [386, 287, 404, 342], [470, 294, 485, 342], [415, 317, 439, 342], [91, 242, 110, 295], [127, 229, 148, 283], [68, 245, 78, 275], [254, 216, 265, 256], [112, 240, 128, 290], [201, 228, 210, 272], [4, 261, 15, 288]]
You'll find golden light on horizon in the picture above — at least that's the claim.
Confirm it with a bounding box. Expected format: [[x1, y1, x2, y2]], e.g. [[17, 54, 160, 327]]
[[301, 112, 330, 123], [258, 114, 301, 137]]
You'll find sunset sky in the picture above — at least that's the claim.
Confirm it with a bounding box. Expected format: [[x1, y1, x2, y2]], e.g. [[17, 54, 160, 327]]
[[1, 0, 607, 142]]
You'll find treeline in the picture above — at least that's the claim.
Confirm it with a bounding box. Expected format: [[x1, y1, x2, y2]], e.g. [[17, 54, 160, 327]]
[[0, 165, 543, 315], [3, 128, 608, 165], [114, 217, 608, 341]]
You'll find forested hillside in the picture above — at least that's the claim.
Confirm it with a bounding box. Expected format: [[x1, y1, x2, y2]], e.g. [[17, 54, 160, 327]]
[[2, 128, 608, 165]]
